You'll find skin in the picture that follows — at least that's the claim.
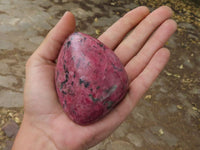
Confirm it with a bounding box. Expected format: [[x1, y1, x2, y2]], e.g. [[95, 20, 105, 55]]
[[12, 6, 177, 150]]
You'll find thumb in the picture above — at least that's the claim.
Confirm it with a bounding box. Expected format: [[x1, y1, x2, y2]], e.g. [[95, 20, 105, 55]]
[[32, 11, 76, 63]]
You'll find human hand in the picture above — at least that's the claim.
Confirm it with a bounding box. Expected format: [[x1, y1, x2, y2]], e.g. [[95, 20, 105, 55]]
[[12, 6, 177, 150]]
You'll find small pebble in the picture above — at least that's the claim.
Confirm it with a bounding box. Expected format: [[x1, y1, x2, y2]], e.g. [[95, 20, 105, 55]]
[[159, 129, 164, 135], [2, 120, 19, 138], [177, 105, 183, 110], [192, 107, 198, 111], [95, 29, 101, 35], [14, 117, 21, 124]]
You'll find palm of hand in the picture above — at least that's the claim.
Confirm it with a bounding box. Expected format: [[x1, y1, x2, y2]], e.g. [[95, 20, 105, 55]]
[[23, 6, 176, 150]]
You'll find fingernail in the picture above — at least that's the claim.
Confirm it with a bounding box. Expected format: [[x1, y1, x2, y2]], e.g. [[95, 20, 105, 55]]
[[64, 11, 69, 16]]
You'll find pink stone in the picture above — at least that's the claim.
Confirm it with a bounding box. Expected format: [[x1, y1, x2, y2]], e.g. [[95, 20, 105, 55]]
[[55, 32, 128, 125]]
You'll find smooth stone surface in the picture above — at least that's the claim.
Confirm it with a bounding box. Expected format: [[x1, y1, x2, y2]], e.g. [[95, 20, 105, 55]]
[[55, 32, 128, 125], [106, 140, 134, 150], [0, 75, 18, 90], [0, 90, 23, 107], [0, 40, 14, 50], [127, 133, 143, 147]]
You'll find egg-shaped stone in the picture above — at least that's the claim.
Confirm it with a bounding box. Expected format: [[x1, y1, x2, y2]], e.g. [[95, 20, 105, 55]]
[[55, 32, 128, 125]]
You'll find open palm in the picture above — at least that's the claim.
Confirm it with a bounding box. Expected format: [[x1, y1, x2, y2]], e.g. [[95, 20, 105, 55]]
[[16, 6, 176, 150]]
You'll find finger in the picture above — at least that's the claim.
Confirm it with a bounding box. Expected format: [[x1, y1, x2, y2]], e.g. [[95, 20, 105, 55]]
[[98, 6, 150, 50], [125, 19, 177, 82], [111, 48, 170, 121], [34, 12, 75, 62], [89, 48, 170, 141], [115, 6, 173, 65], [128, 48, 170, 101]]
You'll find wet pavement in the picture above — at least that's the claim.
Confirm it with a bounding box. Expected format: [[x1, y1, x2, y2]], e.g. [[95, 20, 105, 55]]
[[0, 0, 200, 149]]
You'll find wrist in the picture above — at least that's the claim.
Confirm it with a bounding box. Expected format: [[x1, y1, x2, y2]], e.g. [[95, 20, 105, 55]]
[[12, 117, 58, 150]]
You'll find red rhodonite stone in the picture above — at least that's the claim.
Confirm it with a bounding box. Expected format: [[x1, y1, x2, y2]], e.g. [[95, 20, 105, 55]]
[[55, 32, 128, 125]]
